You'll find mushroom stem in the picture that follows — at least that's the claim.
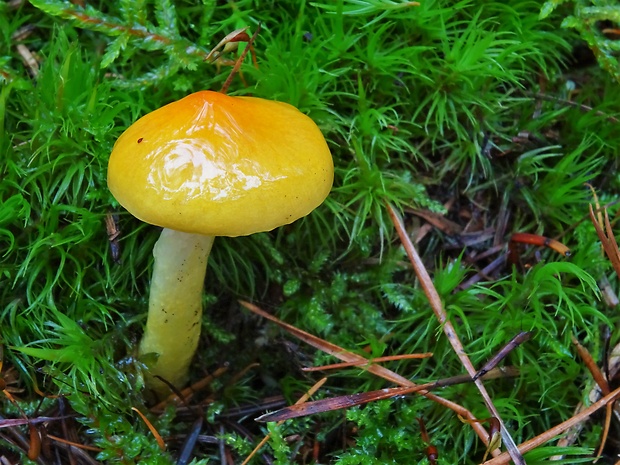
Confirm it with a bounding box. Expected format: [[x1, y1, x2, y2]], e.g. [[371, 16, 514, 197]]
[[139, 228, 214, 394]]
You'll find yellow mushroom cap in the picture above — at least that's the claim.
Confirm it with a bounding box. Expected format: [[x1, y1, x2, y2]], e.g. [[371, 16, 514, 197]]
[[108, 91, 334, 236]]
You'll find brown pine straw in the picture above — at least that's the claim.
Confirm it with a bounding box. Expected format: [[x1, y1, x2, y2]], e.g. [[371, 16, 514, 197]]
[[46, 434, 103, 452], [386, 203, 525, 465], [589, 204, 620, 279], [301, 353, 433, 371], [483, 385, 620, 464], [255, 368, 520, 422], [240, 377, 328, 465], [239, 300, 494, 450], [132, 407, 165, 451], [572, 335, 613, 458]]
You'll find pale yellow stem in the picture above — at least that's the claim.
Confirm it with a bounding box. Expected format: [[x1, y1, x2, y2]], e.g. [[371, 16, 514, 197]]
[[139, 228, 215, 394]]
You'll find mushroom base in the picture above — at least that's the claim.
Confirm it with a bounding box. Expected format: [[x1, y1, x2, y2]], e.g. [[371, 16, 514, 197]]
[[139, 228, 214, 395]]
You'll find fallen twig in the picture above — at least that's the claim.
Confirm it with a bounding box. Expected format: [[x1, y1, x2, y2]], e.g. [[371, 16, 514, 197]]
[[239, 300, 494, 446], [589, 204, 620, 277], [386, 202, 524, 465], [241, 377, 327, 465], [483, 384, 620, 464], [255, 367, 519, 422]]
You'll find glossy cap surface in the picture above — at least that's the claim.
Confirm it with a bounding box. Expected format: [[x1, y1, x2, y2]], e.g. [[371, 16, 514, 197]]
[[108, 91, 333, 236]]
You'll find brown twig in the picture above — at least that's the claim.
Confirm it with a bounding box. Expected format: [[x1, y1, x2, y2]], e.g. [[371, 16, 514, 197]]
[[458, 253, 507, 290], [46, 433, 103, 452], [301, 353, 433, 371], [483, 384, 620, 464], [239, 300, 494, 447], [572, 336, 610, 396], [571, 335, 613, 458], [132, 407, 165, 451], [241, 377, 327, 465], [589, 204, 620, 277], [386, 203, 524, 464], [473, 332, 532, 381], [255, 367, 519, 422]]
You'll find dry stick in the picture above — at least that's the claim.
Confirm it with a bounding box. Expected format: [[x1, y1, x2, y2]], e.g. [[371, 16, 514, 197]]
[[483, 385, 620, 465], [589, 204, 620, 277], [239, 300, 493, 445], [571, 335, 613, 458], [132, 407, 166, 451], [588, 203, 620, 454], [240, 377, 328, 465], [386, 203, 525, 465], [586, 184, 604, 231], [301, 353, 433, 372], [572, 336, 610, 396], [256, 367, 520, 422], [473, 332, 532, 381], [0, 416, 76, 428], [46, 434, 103, 452]]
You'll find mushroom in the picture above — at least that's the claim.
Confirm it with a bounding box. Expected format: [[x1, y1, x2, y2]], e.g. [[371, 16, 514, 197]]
[[107, 91, 333, 393]]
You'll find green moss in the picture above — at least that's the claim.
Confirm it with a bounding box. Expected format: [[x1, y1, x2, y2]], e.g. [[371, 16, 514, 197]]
[[1, 0, 620, 463]]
